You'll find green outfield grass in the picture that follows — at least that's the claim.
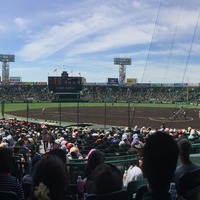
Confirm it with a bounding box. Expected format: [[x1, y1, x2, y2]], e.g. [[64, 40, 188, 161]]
[[3, 102, 198, 113]]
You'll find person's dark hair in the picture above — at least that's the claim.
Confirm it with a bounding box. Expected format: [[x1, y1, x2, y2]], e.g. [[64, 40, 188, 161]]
[[178, 138, 191, 157], [30, 154, 42, 174], [93, 163, 123, 194], [13, 145, 21, 154], [16, 139, 25, 146], [142, 131, 179, 193], [84, 149, 105, 177], [0, 147, 13, 173], [31, 154, 69, 200], [47, 148, 67, 163]]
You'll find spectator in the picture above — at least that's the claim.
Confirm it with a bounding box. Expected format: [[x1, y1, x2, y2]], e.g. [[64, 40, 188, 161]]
[[68, 147, 83, 159], [25, 137, 36, 158], [119, 134, 130, 148], [47, 148, 68, 164], [66, 142, 74, 152], [173, 139, 200, 192], [123, 160, 143, 188], [136, 144, 144, 169], [127, 135, 144, 159], [131, 134, 144, 149], [29, 154, 72, 200], [95, 134, 103, 144], [84, 149, 105, 194], [16, 139, 30, 162], [0, 147, 24, 200], [51, 139, 61, 150], [110, 133, 120, 143], [21, 154, 42, 185], [85, 148, 96, 159], [13, 145, 25, 161], [141, 131, 184, 199], [41, 129, 50, 152], [90, 163, 123, 194], [5, 130, 15, 148], [21, 154, 42, 200], [1, 137, 9, 147]]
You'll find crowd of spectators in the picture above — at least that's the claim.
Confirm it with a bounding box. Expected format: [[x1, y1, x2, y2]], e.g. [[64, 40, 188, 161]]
[[0, 115, 200, 199], [0, 84, 51, 103], [81, 85, 200, 104], [0, 83, 200, 199], [1, 84, 200, 104]]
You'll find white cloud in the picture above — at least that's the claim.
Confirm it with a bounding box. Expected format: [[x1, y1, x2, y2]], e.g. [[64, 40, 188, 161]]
[[14, 17, 29, 30], [16, 21, 89, 60], [17, 2, 153, 60], [1, 0, 200, 83], [0, 24, 6, 31], [67, 26, 152, 56]]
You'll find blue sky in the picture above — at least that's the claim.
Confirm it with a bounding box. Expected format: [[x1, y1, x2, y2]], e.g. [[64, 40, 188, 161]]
[[0, 0, 200, 83]]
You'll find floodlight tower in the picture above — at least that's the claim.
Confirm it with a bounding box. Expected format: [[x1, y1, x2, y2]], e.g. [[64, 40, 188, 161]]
[[0, 54, 15, 82], [114, 58, 131, 85]]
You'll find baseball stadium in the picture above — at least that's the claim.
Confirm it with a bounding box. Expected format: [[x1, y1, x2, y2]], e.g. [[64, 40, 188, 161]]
[[1, 0, 200, 199], [0, 61, 200, 200]]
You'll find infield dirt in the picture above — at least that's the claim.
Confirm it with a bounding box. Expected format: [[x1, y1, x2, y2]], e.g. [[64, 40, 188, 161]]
[[7, 106, 200, 129]]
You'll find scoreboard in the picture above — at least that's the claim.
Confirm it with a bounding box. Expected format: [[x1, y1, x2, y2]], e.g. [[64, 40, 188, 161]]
[[48, 76, 82, 92]]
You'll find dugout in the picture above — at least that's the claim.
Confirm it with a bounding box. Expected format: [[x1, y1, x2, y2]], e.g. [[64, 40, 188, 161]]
[[51, 92, 82, 102]]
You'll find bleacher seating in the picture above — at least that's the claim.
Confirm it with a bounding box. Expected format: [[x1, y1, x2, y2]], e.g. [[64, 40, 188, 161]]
[[0, 83, 199, 103], [179, 168, 200, 200], [85, 189, 129, 200], [66, 154, 138, 184], [0, 191, 18, 200], [126, 179, 148, 200]]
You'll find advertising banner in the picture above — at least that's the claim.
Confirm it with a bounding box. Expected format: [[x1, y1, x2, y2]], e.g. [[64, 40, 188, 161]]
[[107, 78, 119, 85]]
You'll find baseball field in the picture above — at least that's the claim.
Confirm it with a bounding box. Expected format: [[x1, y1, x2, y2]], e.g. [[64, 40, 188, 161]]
[[3, 102, 200, 129]]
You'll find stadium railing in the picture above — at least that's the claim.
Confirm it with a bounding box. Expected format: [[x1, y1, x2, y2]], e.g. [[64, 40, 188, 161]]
[[66, 154, 138, 185]]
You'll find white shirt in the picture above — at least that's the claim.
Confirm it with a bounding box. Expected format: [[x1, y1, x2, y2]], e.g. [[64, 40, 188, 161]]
[[123, 165, 143, 187]]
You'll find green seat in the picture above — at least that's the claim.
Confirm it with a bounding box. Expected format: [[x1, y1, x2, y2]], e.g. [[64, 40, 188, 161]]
[[0, 191, 18, 200], [179, 168, 200, 200], [126, 179, 148, 200], [85, 189, 128, 200]]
